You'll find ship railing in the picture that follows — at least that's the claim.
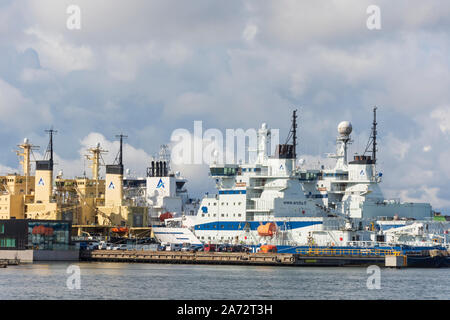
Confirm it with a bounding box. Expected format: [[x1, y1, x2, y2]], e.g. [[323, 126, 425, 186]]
[[347, 241, 377, 247], [295, 247, 402, 257], [346, 241, 399, 248], [348, 240, 449, 249]]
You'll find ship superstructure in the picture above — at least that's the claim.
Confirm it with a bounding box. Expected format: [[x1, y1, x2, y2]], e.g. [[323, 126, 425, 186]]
[[0, 131, 152, 239], [301, 108, 432, 220], [188, 112, 363, 247], [144, 145, 202, 245], [145, 145, 199, 223], [184, 109, 449, 250]]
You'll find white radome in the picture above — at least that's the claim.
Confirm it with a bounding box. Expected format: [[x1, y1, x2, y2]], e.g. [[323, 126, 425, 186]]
[[338, 121, 352, 136]]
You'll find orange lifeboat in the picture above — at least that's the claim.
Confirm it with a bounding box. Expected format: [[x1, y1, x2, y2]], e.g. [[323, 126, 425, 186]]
[[257, 222, 277, 237], [159, 212, 173, 222], [111, 227, 128, 233], [260, 245, 277, 253]]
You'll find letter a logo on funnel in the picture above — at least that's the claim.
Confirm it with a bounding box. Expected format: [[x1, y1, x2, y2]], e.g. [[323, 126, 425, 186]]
[[108, 181, 115, 189], [156, 178, 165, 189], [38, 178, 45, 186]]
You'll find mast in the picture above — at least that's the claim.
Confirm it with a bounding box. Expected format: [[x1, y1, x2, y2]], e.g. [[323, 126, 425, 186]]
[[114, 133, 127, 166], [86, 143, 108, 181], [16, 139, 39, 178], [372, 107, 377, 164], [363, 107, 378, 164], [86, 143, 108, 200], [44, 128, 57, 167], [282, 109, 298, 160], [292, 110, 297, 160], [16, 139, 39, 196]]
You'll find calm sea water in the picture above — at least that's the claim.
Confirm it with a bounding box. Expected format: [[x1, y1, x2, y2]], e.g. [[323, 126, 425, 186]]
[[0, 262, 449, 300]]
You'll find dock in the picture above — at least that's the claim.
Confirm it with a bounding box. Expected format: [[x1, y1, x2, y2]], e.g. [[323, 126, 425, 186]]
[[80, 250, 392, 267], [80, 247, 450, 268]]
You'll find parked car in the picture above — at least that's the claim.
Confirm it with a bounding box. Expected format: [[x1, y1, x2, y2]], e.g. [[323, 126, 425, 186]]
[[166, 243, 182, 251], [204, 244, 216, 252], [112, 244, 127, 250], [88, 242, 99, 250], [98, 241, 108, 250]]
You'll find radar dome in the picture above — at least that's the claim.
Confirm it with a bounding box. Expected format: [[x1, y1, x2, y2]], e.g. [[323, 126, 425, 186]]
[[24, 138, 29, 144], [338, 121, 352, 136]]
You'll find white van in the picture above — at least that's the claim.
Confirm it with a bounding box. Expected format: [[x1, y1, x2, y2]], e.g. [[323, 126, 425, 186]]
[[165, 243, 182, 251]]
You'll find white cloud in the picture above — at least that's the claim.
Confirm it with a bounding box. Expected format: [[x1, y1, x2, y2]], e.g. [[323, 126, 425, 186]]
[[385, 135, 410, 160], [21, 27, 95, 73], [103, 42, 191, 81], [398, 187, 450, 209], [431, 106, 450, 134], [242, 23, 258, 42], [0, 78, 52, 128], [0, 164, 20, 176]]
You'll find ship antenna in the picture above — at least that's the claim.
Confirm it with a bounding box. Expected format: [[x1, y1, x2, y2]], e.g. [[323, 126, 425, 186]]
[[293, 109, 297, 160], [114, 133, 127, 166], [44, 128, 57, 166], [363, 106, 377, 164], [284, 109, 298, 159], [372, 107, 377, 164]]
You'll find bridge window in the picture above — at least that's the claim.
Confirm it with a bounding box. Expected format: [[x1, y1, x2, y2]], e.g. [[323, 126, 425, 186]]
[[210, 167, 237, 176]]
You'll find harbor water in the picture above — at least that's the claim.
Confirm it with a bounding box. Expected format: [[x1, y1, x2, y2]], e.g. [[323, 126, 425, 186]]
[[0, 262, 449, 300]]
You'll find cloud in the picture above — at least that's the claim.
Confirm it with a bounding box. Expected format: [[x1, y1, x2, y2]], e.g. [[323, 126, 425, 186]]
[[21, 27, 95, 73], [431, 106, 450, 134], [0, 77, 52, 129], [0, 163, 20, 176], [242, 23, 258, 42]]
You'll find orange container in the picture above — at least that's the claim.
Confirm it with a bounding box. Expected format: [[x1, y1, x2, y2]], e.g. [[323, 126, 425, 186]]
[[260, 245, 277, 253]]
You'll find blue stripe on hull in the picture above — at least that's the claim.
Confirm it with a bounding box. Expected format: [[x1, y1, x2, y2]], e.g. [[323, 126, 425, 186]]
[[194, 220, 322, 231], [252, 245, 448, 254]]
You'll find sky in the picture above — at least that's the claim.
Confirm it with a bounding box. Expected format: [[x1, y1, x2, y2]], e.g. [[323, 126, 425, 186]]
[[0, 1, 450, 212]]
